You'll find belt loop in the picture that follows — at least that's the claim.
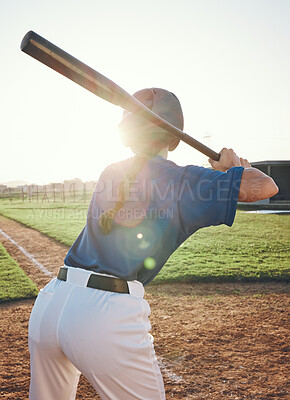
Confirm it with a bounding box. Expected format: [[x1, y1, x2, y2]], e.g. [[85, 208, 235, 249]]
[[66, 267, 91, 287], [127, 281, 145, 298]]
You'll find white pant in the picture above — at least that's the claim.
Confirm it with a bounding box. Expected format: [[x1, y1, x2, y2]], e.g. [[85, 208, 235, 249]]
[[29, 267, 165, 400]]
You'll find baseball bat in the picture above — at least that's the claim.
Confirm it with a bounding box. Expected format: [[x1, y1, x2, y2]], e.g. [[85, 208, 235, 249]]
[[21, 31, 220, 161]]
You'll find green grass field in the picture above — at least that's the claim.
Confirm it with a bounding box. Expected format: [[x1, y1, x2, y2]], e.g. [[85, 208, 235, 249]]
[[0, 198, 289, 283], [0, 241, 38, 302]]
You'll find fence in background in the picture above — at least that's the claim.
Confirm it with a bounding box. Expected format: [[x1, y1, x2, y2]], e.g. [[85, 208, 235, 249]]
[[0, 182, 98, 203]]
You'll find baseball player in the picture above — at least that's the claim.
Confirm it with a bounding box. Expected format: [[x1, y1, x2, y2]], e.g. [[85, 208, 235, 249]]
[[28, 88, 278, 400]]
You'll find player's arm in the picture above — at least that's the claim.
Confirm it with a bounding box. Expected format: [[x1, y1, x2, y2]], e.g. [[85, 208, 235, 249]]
[[209, 148, 279, 203]]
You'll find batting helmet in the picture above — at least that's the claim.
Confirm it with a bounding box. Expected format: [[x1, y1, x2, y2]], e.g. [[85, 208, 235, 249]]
[[118, 88, 184, 152]]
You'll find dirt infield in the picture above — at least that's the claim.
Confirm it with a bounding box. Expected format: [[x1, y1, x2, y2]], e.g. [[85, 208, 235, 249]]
[[0, 215, 289, 399]]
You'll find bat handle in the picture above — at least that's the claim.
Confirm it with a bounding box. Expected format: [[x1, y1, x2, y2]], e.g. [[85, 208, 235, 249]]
[[205, 148, 220, 161]]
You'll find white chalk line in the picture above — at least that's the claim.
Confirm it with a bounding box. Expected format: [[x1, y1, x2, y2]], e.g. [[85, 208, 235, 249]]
[[158, 356, 184, 383], [0, 227, 54, 277]]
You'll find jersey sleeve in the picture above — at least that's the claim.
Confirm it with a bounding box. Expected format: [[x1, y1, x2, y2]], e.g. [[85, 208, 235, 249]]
[[177, 165, 244, 235]]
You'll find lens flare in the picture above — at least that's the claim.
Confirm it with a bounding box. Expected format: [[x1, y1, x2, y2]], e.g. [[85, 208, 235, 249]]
[[137, 233, 143, 239], [144, 257, 156, 270]]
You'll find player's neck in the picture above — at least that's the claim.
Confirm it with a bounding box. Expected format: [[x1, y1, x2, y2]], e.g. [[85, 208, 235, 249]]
[[158, 146, 169, 159]]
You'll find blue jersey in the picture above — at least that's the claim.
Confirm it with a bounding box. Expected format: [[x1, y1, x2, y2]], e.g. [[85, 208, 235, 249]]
[[64, 156, 244, 286]]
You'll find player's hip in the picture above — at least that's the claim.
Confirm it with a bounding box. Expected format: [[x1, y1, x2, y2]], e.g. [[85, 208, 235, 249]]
[[28, 266, 150, 346]]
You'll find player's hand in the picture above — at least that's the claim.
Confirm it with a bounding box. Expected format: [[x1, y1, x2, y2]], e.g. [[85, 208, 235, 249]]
[[239, 158, 251, 168], [208, 148, 250, 172]]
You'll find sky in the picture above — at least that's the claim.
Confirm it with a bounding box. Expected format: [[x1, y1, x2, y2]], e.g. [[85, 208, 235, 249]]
[[1, 0, 289, 185]]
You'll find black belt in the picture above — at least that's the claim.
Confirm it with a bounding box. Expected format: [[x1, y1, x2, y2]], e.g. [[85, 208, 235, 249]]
[[57, 267, 129, 294]]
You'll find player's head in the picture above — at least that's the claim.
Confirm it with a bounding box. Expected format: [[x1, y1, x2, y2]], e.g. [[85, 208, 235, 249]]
[[118, 88, 184, 154]]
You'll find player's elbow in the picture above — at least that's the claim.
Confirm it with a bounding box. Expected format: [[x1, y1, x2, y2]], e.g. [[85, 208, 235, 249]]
[[238, 169, 279, 203], [256, 176, 279, 201]]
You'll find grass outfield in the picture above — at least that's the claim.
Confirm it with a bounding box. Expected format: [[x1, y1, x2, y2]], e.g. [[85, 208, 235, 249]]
[[0, 199, 289, 283], [157, 213, 290, 283], [0, 242, 38, 302]]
